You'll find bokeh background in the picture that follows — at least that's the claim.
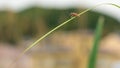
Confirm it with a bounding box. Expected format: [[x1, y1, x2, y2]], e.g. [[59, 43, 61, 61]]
[[0, 0, 120, 68]]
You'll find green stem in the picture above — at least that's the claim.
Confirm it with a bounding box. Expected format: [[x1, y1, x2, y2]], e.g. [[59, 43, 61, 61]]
[[10, 3, 120, 68], [22, 3, 120, 55], [88, 16, 104, 68]]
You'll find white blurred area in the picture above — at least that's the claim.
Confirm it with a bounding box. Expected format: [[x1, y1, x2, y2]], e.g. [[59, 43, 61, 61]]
[[0, 0, 120, 21]]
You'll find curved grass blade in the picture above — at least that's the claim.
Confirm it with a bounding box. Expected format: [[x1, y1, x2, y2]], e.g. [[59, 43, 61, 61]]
[[9, 3, 120, 68], [22, 3, 120, 57]]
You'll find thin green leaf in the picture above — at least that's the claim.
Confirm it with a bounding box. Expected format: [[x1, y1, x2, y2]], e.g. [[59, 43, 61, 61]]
[[9, 3, 120, 68], [22, 3, 120, 56], [88, 16, 105, 68]]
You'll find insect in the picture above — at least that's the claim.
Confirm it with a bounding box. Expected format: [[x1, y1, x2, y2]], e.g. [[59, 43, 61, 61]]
[[70, 12, 79, 17]]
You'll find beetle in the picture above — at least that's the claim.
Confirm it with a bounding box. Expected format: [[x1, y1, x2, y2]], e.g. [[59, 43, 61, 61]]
[[70, 12, 79, 17]]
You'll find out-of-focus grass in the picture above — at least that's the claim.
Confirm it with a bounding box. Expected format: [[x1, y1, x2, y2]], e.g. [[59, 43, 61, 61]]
[[88, 16, 104, 68], [88, 3, 120, 68]]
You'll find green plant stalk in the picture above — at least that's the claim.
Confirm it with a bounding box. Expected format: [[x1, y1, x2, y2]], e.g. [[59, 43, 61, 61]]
[[22, 3, 120, 55], [10, 3, 120, 68], [88, 16, 104, 68]]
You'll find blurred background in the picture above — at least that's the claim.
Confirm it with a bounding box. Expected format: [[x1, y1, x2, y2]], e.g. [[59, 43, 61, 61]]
[[0, 0, 120, 68]]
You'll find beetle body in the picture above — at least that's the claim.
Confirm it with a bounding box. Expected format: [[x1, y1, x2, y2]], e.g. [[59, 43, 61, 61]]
[[70, 12, 79, 17]]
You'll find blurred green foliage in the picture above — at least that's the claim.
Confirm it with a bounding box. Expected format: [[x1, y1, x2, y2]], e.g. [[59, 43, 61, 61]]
[[0, 6, 119, 44]]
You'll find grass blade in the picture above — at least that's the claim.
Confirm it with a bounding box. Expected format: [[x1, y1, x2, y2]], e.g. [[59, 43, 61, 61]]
[[22, 3, 120, 56], [88, 16, 105, 68], [9, 3, 120, 68]]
